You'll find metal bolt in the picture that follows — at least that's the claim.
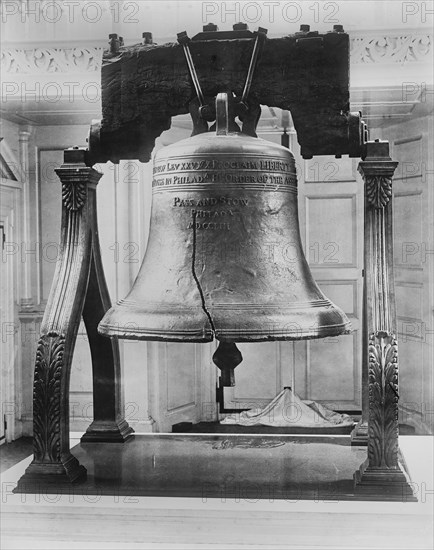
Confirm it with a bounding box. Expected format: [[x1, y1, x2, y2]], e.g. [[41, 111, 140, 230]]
[[142, 32, 153, 44], [109, 34, 120, 54], [203, 23, 218, 32], [233, 22, 248, 31]]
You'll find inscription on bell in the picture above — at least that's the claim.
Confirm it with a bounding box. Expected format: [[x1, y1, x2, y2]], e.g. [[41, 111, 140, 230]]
[[152, 155, 297, 190], [187, 221, 231, 230], [153, 173, 295, 187], [152, 159, 291, 174], [173, 196, 249, 207], [173, 195, 249, 230]]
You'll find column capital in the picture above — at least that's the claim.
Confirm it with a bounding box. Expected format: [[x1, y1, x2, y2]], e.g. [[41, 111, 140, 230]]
[[18, 125, 33, 141], [358, 140, 398, 209], [358, 140, 398, 178], [55, 148, 102, 212]]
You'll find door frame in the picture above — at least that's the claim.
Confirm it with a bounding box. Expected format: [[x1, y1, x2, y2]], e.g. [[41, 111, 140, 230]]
[[0, 178, 22, 442]]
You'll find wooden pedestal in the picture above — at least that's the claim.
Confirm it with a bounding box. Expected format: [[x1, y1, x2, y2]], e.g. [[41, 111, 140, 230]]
[[15, 148, 133, 491], [353, 140, 416, 499]]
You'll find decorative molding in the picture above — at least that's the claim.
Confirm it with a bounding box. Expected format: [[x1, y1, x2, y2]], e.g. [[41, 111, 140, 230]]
[[62, 181, 87, 211], [33, 332, 65, 462], [1, 46, 103, 74], [350, 34, 432, 64], [365, 175, 393, 208], [1, 33, 431, 76], [367, 331, 399, 468]]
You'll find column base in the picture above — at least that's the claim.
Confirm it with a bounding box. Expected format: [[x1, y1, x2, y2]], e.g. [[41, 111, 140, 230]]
[[14, 454, 86, 493], [80, 419, 134, 443], [351, 420, 368, 446], [354, 460, 417, 501]]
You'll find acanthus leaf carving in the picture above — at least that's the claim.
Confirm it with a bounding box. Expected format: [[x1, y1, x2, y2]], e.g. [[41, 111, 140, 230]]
[[365, 175, 392, 208], [33, 332, 65, 463], [367, 331, 399, 469], [62, 181, 87, 211]]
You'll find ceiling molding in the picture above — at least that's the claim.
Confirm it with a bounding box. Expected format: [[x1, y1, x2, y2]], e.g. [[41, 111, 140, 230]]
[[1, 46, 103, 74], [350, 33, 431, 64]]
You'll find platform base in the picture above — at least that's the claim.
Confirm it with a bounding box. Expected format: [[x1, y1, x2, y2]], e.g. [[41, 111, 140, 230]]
[[11, 434, 418, 502], [14, 454, 86, 493], [80, 419, 134, 443], [354, 459, 417, 501], [351, 420, 368, 446], [173, 421, 354, 435]]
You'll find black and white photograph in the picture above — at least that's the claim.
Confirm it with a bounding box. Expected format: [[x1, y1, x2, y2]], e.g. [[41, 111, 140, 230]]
[[0, 0, 433, 548]]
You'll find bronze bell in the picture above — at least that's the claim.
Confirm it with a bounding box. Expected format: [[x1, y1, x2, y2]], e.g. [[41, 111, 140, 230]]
[[99, 93, 351, 343]]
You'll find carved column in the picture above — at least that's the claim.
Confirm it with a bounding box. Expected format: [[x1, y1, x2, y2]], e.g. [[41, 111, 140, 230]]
[[15, 148, 133, 490], [354, 140, 415, 500]]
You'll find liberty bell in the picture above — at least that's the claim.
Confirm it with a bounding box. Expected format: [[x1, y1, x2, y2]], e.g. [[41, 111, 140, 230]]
[[99, 93, 351, 354]]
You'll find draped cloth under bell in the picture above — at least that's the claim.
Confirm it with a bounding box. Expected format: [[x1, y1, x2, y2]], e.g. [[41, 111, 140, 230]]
[[220, 388, 354, 428]]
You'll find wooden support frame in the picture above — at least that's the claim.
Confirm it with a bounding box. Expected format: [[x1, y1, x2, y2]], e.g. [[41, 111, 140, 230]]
[[15, 148, 133, 490], [14, 140, 416, 501], [353, 140, 416, 500]]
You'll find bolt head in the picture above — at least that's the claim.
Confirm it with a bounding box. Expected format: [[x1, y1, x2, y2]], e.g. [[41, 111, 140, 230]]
[[142, 32, 153, 44], [233, 22, 248, 31], [203, 23, 218, 32]]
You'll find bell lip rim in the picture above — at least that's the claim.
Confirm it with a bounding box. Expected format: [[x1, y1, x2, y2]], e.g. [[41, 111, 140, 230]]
[[97, 324, 353, 343]]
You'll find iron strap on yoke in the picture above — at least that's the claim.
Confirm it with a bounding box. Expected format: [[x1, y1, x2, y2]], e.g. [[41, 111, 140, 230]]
[[177, 27, 268, 129]]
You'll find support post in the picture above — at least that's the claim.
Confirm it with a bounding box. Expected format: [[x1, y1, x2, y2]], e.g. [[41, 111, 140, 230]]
[[353, 140, 416, 500], [15, 148, 133, 491], [18, 125, 34, 310]]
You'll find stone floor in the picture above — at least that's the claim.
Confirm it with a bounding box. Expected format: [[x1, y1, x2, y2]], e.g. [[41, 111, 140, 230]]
[[0, 438, 32, 473]]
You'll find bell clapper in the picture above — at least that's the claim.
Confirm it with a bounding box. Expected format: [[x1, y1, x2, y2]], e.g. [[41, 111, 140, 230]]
[[212, 342, 243, 387]]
